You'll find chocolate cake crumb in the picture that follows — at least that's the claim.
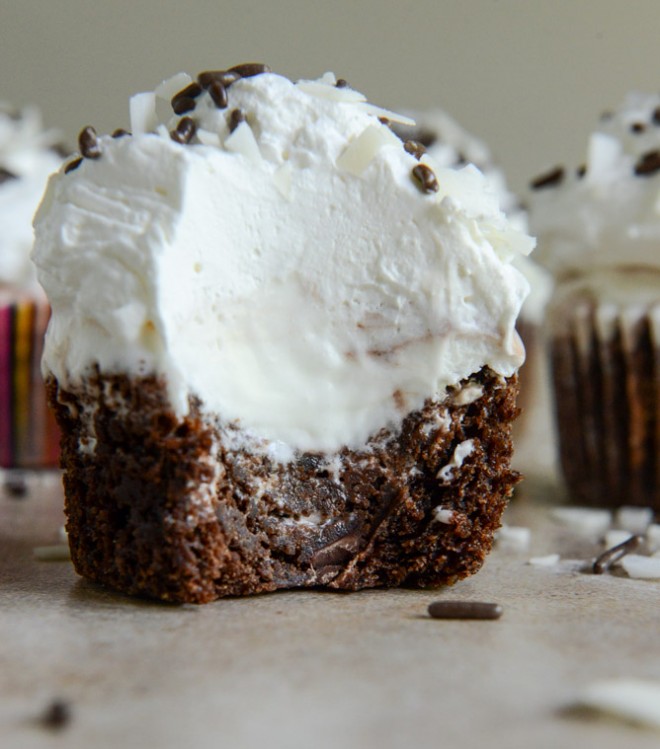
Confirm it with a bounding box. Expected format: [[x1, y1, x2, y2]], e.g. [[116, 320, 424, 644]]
[[78, 126, 101, 160], [634, 149, 660, 176], [170, 117, 197, 144], [40, 699, 72, 730], [428, 600, 503, 620], [593, 534, 644, 574], [530, 166, 565, 190], [0, 167, 17, 184], [412, 164, 439, 193]]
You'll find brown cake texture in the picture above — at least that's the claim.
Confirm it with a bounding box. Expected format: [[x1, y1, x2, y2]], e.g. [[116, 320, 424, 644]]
[[48, 366, 519, 604], [548, 286, 659, 511]]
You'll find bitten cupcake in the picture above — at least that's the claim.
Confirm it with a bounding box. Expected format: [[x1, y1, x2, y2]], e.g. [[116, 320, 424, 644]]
[[529, 92, 660, 510], [0, 103, 62, 470]]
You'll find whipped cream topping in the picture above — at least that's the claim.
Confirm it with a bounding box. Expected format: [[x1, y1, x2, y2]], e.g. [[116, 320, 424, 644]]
[[393, 108, 551, 324], [0, 103, 63, 291], [529, 91, 660, 280], [34, 69, 531, 453]]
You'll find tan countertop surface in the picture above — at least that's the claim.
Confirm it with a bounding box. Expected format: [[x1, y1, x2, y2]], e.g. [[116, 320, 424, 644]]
[[2, 469, 660, 749]]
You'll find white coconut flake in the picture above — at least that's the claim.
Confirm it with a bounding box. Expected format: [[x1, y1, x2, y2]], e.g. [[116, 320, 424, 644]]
[[336, 125, 400, 176], [452, 384, 484, 406], [33, 544, 71, 561], [620, 554, 660, 580], [576, 678, 660, 729], [528, 553, 560, 567], [496, 525, 531, 552], [155, 72, 193, 100], [615, 505, 654, 534], [296, 79, 367, 104], [129, 92, 158, 135], [355, 102, 416, 127], [551, 507, 612, 537], [224, 121, 262, 164], [273, 161, 293, 199], [647, 524, 660, 552], [196, 128, 222, 147], [433, 507, 455, 524]]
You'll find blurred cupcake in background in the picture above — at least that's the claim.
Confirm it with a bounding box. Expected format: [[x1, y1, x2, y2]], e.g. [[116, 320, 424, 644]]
[[0, 103, 64, 471], [392, 110, 554, 478], [529, 92, 660, 510]]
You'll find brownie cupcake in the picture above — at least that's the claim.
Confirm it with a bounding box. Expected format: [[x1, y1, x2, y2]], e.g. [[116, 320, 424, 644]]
[[0, 103, 62, 470], [392, 109, 553, 475], [33, 66, 533, 603], [529, 92, 660, 509]]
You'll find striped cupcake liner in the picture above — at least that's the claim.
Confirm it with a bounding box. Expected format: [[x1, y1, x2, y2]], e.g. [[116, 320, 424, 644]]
[[0, 292, 59, 468]]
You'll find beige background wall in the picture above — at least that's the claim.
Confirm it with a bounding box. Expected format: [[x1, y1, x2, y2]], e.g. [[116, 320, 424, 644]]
[[2, 0, 659, 195]]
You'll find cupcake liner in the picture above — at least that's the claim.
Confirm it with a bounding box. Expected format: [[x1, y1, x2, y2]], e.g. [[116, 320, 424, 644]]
[[0, 288, 59, 468], [549, 293, 659, 510]]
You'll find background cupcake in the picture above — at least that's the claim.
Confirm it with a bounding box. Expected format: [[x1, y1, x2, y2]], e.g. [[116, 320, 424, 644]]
[[0, 103, 63, 470], [529, 91, 660, 510]]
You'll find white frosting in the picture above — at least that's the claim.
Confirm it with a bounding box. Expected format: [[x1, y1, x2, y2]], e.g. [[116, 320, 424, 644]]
[[34, 71, 531, 453], [395, 108, 551, 324], [530, 91, 660, 280], [0, 103, 62, 291]]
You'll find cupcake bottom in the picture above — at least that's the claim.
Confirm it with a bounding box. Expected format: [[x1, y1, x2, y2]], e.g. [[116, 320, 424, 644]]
[[548, 276, 659, 510], [47, 366, 519, 603], [0, 289, 59, 468]]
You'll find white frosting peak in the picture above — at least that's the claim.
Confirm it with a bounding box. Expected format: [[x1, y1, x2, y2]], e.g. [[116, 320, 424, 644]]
[[34, 70, 531, 453]]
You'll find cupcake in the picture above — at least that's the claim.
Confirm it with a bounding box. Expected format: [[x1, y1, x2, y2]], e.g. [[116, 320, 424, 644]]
[[392, 109, 554, 475], [529, 91, 660, 509], [33, 66, 532, 603], [0, 103, 62, 470]]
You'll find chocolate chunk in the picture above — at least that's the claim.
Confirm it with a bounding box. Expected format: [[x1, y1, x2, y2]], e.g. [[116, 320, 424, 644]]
[[404, 140, 426, 161], [412, 164, 439, 194], [170, 117, 197, 145], [208, 80, 228, 109], [634, 149, 660, 176], [592, 534, 643, 574], [197, 70, 242, 89], [0, 167, 18, 184], [428, 600, 503, 620], [529, 166, 565, 190], [227, 63, 271, 78], [64, 157, 83, 174], [78, 126, 101, 159], [228, 108, 245, 133], [40, 699, 72, 730]]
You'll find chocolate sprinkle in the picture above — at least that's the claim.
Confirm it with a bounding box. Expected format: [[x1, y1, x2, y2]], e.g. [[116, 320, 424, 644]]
[[227, 63, 271, 78], [0, 167, 18, 184], [576, 164, 587, 179], [208, 80, 228, 109], [40, 699, 72, 730], [630, 122, 646, 134], [412, 163, 439, 193], [529, 165, 565, 190], [172, 83, 202, 114], [78, 126, 101, 159], [335, 78, 348, 88], [404, 140, 426, 161], [197, 70, 241, 90], [653, 106, 660, 125], [228, 108, 245, 133], [634, 149, 660, 176], [170, 117, 197, 144], [428, 601, 503, 620], [64, 157, 83, 174], [592, 534, 643, 574], [111, 128, 130, 139]]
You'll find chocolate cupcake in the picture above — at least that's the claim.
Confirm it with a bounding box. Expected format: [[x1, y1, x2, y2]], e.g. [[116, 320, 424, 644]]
[[529, 92, 660, 509], [33, 67, 532, 603], [0, 104, 62, 469]]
